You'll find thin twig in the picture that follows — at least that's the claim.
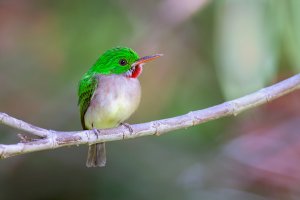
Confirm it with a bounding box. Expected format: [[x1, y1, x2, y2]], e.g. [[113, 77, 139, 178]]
[[1, 74, 300, 159]]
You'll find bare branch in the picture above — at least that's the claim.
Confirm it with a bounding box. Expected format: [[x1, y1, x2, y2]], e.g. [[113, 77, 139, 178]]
[[0, 113, 50, 137], [1, 73, 300, 159]]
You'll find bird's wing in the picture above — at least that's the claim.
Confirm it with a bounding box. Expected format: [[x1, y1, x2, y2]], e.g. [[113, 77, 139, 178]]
[[78, 74, 99, 130]]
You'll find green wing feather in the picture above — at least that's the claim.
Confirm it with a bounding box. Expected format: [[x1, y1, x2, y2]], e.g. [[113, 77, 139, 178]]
[[78, 74, 98, 130]]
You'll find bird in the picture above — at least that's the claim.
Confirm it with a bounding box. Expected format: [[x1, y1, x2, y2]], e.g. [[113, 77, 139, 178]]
[[78, 47, 162, 167]]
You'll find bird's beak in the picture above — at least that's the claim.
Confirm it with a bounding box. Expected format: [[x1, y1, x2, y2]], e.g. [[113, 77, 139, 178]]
[[131, 54, 163, 67]]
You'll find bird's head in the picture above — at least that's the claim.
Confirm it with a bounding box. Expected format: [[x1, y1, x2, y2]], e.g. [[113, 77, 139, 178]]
[[92, 47, 162, 78]]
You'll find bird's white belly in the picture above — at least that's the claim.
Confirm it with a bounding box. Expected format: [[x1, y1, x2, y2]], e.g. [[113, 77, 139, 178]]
[[84, 75, 141, 129]]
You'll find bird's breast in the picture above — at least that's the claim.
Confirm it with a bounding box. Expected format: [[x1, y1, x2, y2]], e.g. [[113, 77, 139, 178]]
[[84, 74, 141, 129]]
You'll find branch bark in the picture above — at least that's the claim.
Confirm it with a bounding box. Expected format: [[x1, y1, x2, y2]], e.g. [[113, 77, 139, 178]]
[[1, 73, 300, 159]]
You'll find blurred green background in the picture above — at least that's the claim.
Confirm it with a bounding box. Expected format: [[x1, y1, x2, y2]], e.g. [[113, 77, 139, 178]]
[[1, 0, 300, 199]]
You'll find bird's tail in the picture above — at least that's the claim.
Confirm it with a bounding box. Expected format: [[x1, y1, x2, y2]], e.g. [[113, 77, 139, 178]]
[[86, 143, 106, 167]]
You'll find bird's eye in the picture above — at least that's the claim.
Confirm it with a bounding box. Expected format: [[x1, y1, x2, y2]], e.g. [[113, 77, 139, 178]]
[[119, 59, 127, 66]]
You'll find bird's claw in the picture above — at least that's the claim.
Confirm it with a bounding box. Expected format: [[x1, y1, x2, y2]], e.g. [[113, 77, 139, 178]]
[[92, 128, 100, 139], [121, 123, 134, 135]]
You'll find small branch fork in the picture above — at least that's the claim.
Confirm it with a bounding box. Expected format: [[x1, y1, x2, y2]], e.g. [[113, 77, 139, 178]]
[[1, 74, 300, 159]]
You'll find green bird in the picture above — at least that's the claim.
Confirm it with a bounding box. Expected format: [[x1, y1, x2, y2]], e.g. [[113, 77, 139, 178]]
[[78, 47, 162, 167]]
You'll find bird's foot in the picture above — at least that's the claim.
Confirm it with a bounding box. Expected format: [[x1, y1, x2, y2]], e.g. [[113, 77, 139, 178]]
[[120, 123, 134, 135], [92, 128, 100, 139]]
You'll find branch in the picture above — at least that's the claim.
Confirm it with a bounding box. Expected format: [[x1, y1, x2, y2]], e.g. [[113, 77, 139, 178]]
[[1, 74, 300, 159]]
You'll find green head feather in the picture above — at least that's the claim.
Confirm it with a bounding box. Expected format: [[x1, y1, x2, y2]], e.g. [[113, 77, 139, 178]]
[[88, 47, 139, 75]]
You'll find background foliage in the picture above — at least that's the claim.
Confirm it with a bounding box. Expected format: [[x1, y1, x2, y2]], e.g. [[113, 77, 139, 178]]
[[1, 0, 300, 199]]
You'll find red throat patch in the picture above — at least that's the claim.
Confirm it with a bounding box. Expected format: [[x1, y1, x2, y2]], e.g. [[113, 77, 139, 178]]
[[130, 65, 143, 78]]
